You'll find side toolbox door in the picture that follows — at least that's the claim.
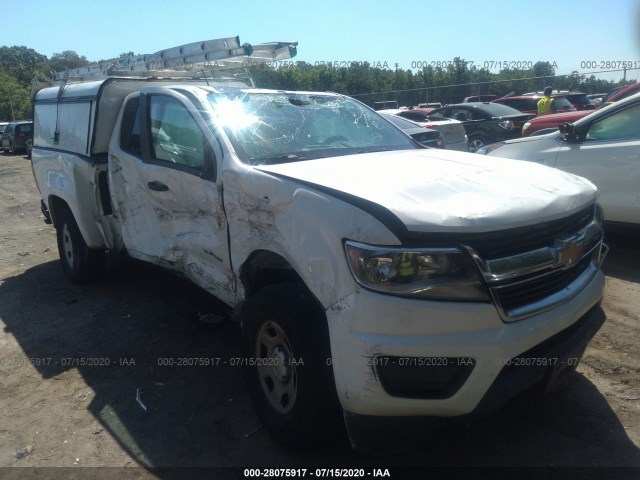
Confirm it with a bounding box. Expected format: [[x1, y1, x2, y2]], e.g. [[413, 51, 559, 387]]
[[108, 89, 236, 303]]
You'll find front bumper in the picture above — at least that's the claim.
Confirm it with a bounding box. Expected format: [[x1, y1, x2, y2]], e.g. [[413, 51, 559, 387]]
[[342, 302, 605, 452], [326, 266, 604, 419]]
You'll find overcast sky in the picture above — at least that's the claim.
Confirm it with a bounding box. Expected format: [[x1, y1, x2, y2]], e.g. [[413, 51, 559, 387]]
[[3, 0, 639, 82]]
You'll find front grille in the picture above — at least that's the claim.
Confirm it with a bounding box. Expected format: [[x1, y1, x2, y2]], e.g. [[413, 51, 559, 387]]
[[493, 255, 592, 315], [464, 205, 595, 259], [401, 205, 595, 258], [465, 204, 604, 321]]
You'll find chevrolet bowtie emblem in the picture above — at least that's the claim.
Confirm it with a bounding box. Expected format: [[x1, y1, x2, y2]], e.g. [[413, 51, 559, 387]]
[[556, 237, 585, 266]]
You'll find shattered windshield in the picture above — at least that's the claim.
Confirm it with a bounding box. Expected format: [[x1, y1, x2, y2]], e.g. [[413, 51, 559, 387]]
[[207, 92, 418, 165]]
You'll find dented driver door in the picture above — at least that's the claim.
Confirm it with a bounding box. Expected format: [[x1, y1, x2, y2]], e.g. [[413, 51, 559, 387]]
[[109, 90, 236, 304]]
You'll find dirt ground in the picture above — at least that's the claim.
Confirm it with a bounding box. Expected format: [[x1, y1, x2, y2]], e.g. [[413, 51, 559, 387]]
[[1, 151, 639, 479]]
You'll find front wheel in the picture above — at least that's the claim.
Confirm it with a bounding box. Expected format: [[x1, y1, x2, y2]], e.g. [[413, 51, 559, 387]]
[[467, 136, 487, 153], [55, 206, 105, 283], [242, 283, 341, 447]]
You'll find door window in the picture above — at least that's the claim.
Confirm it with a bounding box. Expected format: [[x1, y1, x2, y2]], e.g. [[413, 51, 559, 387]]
[[120, 97, 142, 157], [149, 96, 205, 170], [586, 104, 640, 141]]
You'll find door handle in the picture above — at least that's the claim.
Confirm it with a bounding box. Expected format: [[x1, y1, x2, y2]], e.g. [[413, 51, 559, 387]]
[[147, 181, 169, 192]]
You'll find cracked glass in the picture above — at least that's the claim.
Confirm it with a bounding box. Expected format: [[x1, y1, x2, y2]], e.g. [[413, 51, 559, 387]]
[[207, 92, 418, 165]]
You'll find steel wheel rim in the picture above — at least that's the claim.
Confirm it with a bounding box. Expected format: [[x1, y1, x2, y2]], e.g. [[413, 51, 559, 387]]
[[256, 320, 297, 414], [62, 224, 74, 269]]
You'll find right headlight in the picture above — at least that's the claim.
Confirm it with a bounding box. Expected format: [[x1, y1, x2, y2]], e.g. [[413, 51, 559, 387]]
[[344, 241, 490, 302]]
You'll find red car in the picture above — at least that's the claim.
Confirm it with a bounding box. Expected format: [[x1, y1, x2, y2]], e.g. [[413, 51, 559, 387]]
[[521, 110, 590, 136], [522, 91, 595, 111], [492, 95, 576, 115], [601, 82, 640, 105]]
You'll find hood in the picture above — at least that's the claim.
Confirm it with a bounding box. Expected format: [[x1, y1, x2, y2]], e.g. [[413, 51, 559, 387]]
[[257, 149, 597, 235], [531, 110, 591, 124], [502, 133, 560, 145]]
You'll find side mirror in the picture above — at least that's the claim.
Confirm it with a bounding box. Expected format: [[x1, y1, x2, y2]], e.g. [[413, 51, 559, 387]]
[[560, 122, 589, 144], [559, 122, 579, 143]]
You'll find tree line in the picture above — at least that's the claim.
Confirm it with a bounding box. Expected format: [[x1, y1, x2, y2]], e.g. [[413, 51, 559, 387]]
[[0, 46, 625, 121]]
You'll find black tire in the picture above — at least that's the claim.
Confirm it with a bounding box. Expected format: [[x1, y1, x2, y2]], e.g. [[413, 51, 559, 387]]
[[55, 206, 105, 283], [467, 135, 487, 153], [242, 283, 341, 447]]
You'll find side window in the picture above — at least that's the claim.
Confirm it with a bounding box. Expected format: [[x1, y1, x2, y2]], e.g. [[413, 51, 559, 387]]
[[429, 109, 450, 120], [18, 124, 32, 134], [586, 104, 640, 141], [468, 110, 487, 120], [149, 96, 205, 170], [450, 109, 469, 121], [399, 111, 424, 122], [120, 96, 142, 157]]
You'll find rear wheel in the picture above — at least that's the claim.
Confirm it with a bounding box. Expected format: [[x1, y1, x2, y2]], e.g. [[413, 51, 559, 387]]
[[55, 206, 105, 283], [242, 283, 340, 447]]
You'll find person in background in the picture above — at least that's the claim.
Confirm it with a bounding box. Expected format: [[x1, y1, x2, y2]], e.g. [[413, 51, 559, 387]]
[[537, 86, 557, 116]]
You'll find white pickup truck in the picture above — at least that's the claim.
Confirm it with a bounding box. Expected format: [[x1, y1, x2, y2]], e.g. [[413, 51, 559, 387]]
[[31, 42, 608, 452]]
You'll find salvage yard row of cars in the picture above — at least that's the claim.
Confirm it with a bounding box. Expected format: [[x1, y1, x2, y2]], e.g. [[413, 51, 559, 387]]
[[375, 91, 596, 152], [375, 89, 603, 153]]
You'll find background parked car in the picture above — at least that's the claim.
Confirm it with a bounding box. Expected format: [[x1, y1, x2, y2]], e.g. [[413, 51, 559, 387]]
[[588, 93, 607, 107], [380, 113, 445, 148], [478, 92, 640, 225], [601, 82, 640, 106], [523, 91, 595, 111], [379, 108, 468, 151], [1, 121, 33, 154], [417, 102, 442, 109], [492, 95, 576, 115], [425, 103, 534, 152], [462, 94, 496, 102], [521, 110, 592, 136], [373, 100, 399, 110]]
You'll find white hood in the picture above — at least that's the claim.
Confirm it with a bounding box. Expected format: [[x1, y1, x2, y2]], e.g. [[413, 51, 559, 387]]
[[258, 149, 597, 233]]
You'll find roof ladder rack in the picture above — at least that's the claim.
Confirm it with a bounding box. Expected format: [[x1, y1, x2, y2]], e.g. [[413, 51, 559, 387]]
[[48, 36, 297, 82]]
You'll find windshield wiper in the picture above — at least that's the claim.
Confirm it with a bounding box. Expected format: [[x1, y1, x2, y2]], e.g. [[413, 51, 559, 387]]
[[252, 153, 308, 165]]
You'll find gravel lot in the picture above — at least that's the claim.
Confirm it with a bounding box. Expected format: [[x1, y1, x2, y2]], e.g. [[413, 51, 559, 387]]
[[1, 151, 639, 479]]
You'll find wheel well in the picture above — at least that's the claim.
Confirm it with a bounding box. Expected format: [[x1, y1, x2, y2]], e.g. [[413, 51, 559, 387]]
[[240, 250, 314, 301], [48, 196, 71, 228]]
